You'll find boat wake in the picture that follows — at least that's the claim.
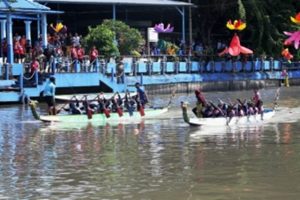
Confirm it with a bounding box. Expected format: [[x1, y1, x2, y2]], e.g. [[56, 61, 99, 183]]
[[188, 106, 300, 141], [268, 106, 300, 123]]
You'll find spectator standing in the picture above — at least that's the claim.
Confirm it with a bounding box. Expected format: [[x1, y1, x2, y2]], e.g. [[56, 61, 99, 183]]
[[89, 45, 99, 71]]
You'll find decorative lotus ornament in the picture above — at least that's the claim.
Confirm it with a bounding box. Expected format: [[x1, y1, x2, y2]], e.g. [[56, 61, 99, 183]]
[[154, 23, 174, 33], [50, 22, 67, 33], [226, 19, 246, 31], [218, 33, 253, 56], [290, 12, 300, 25], [284, 31, 300, 49], [281, 48, 293, 61]]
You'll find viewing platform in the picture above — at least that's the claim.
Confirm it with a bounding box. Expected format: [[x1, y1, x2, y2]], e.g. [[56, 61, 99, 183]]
[[0, 57, 299, 104]]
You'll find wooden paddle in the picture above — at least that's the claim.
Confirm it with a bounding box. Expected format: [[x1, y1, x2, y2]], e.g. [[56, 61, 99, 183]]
[[273, 87, 280, 110], [84, 95, 93, 119]]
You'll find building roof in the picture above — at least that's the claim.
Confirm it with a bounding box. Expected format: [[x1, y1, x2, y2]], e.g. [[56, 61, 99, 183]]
[[0, 0, 63, 14], [0, 0, 49, 11], [35, 0, 193, 6]]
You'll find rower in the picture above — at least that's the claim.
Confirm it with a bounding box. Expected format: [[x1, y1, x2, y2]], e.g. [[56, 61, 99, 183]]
[[69, 102, 82, 114], [135, 82, 148, 116], [124, 91, 136, 116], [192, 89, 207, 118], [135, 82, 149, 108], [252, 89, 261, 107]]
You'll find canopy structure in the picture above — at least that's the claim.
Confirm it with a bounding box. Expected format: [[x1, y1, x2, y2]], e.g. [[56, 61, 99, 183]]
[[35, 0, 192, 6], [0, 0, 62, 63], [35, 0, 194, 46]]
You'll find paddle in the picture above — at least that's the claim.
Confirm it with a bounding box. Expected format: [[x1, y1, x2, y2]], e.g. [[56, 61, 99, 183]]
[[166, 87, 177, 107], [84, 95, 93, 119], [273, 87, 280, 110]]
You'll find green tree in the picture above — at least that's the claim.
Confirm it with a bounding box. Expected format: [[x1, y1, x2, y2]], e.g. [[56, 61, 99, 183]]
[[84, 25, 119, 57], [83, 20, 144, 57], [101, 20, 145, 55]]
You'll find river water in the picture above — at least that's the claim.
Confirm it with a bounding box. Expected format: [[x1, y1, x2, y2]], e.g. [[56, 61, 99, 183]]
[[1, 87, 300, 200]]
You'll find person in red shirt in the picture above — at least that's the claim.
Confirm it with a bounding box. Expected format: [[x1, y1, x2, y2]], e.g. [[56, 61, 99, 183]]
[[76, 45, 85, 71], [30, 57, 40, 78], [14, 39, 20, 63], [89, 45, 99, 71], [70, 44, 78, 72]]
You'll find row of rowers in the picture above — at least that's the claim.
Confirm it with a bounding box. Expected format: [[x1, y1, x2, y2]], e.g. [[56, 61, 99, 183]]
[[60, 83, 149, 116], [192, 89, 264, 118]]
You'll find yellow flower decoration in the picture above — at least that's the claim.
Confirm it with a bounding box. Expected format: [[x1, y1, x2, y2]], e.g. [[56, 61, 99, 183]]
[[50, 22, 64, 33], [290, 12, 300, 25], [226, 19, 246, 31]]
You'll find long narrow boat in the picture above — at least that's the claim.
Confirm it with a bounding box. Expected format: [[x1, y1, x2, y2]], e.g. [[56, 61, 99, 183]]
[[29, 101, 168, 125], [181, 102, 275, 126]]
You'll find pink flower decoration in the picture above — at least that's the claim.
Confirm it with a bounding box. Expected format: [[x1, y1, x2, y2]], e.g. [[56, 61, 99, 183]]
[[218, 33, 253, 57], [284, 31, 300, 49], [154, 23, 174, 33]]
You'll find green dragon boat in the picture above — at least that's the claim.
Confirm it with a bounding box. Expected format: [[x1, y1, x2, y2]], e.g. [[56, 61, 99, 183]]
[[29, 101, 168, 125]]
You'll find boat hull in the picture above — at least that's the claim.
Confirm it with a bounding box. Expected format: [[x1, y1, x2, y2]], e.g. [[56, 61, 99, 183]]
[[39, 107, 168, 124]]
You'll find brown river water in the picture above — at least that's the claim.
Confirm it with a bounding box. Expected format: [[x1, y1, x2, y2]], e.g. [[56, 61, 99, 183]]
[[0, 86, 300, 200]]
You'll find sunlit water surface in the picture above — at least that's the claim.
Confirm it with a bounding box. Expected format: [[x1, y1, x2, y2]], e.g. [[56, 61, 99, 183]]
[[1, 87, 300, 200]]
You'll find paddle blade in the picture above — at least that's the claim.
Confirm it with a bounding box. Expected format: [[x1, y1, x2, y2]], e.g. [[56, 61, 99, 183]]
[[139, 107, 145, 116], [117, 107, 123, 117], [87, 108, 93, 119], [103, 108, 111, 118]]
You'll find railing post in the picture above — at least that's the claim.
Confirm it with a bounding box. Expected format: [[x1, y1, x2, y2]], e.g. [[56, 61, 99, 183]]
[[270, 59, 274, 72], [133, 60, 137, 76], [74, 60, 78, 73], [122, 72, 125, 84], [111, 67, 114, 82], [35, 71, 38, 85], [5, 63, 9, 80], [95, 59, 99, 72], [175, 61, 179, 74], [147, 61, 152, 76], [161, 59, 165, 75], [187, 59, 191, 73], [19, 72, 23, 90], [52, 57, 56, 74], [140, 73, 143, 85]]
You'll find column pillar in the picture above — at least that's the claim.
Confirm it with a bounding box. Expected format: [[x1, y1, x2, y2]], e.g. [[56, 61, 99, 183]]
[[41, 13, 47, 49], [6, 14, 13, 64], [0, 20, 7, 39], [24, 20, 32, 41]]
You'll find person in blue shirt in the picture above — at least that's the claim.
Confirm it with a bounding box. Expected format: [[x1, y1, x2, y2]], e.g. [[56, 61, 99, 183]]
[[43, 77, 56, 115], [135, 82, 149, 108]]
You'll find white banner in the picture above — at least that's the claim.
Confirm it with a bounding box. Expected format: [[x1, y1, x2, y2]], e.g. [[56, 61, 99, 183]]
[[147, 27, 158, 42]]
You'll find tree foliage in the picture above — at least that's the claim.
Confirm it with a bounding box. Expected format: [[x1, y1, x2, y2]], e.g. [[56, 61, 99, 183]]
[[83, 20, 144, 57], [84, 24, 119, 57]]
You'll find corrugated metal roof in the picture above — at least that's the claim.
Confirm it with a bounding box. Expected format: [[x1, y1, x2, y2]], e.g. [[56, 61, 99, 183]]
[[0, 0, 63, 14], [0, 0, 50, 10], [35, 0, 192, 6]]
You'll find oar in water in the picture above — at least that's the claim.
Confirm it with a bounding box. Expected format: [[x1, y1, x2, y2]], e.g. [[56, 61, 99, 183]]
[[273, 87, 280, 110], [83, 95, 93, 119], [167, 87, 177, 107]]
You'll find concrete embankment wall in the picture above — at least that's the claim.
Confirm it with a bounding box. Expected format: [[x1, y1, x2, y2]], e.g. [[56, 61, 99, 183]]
[[145, 79, 299, 95]]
